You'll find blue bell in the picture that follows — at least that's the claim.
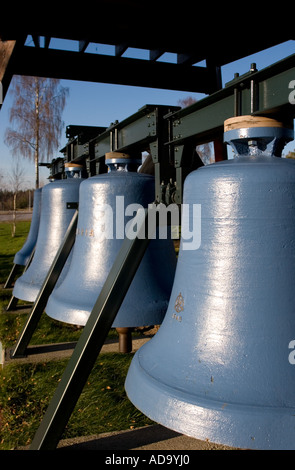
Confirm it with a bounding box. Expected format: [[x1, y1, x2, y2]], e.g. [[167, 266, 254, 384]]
[[45, 152, 176, 329], [12, 164, 84, 303], [125, 116, 295, 450], [13, 188, 42, 267]]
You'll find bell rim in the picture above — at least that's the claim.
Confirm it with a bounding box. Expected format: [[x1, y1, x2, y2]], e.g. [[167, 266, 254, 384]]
[[125, 349, 295, 450]]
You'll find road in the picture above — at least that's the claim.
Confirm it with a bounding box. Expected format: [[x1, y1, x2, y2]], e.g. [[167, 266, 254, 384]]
[[0, 211, 33, 222]]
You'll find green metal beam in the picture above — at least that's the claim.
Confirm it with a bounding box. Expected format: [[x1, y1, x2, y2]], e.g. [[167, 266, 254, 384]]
[[167, 54, 295, 147], [89, 105, 179, 160]]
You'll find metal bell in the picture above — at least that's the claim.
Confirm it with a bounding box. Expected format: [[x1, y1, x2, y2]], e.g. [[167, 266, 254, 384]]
[[4, 188, 42, 289], [12, 164, 84, 303], [45, 152, 176, 329], [13, 188, 42, 267], [125, 116, 295, 450]]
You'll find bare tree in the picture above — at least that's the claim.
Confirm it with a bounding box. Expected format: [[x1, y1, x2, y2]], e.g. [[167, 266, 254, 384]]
[[178, 96, 197, 108], [9, 159, 25, 237], [4, 76, 69, 188], [178, 96, 213, 165]]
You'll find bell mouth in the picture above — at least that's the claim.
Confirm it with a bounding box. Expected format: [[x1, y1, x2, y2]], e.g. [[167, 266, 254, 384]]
[[125, 348, 295, 450]]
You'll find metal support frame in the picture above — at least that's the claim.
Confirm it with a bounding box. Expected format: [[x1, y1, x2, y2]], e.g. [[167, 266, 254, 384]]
[[11, 210, 78, 358], [88, 104, 180, 202], [167, 54, 295, 149], [8, 105, 177, 363], [30, 210, 151, 450], [7, 51, 295, 450], [3, 263, 21, 289], [5, 247, 36, 309], [164, 54, 295, 204]]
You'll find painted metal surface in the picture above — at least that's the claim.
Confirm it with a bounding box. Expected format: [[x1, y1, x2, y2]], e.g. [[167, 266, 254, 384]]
[[30, 210, 152, 449], [13, 188, 42, 266], [125, 123, 295, 450], [45, 167, 176, 327], [12, 178, 82, 303]]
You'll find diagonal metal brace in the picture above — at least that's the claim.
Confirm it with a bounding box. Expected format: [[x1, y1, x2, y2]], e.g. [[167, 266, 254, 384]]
[[4, 263, 21, 289], [11, 210, 79, 358], [5, 247, 36, 310], [30, 209, 151, 450]]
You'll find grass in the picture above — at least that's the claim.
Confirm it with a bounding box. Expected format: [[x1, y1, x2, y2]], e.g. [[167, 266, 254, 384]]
[[0, 221, 153, 450], [0, 221, 31, 283], [0, 354, 150, 450]]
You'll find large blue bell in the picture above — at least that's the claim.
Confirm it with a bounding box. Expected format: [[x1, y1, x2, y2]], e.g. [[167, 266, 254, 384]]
[[125, 116, 295, 450], [45, 152, 176, 329], [13, 188, 42, 267], [12, 164, 83, 303]]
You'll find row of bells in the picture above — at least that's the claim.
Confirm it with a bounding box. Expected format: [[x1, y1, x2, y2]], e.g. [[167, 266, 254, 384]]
[[10, 116, 295, 449], [12, 157, 176, 328]]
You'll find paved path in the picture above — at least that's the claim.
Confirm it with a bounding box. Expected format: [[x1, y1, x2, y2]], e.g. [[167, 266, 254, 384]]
[[3, 336, 151, 365], [57, 424, 232, 450]]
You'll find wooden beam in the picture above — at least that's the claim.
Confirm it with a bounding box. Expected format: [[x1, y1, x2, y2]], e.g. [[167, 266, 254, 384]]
[[0, 39, 17, 106], [11, 46, 216, 94], [0, 39, 17, 81]]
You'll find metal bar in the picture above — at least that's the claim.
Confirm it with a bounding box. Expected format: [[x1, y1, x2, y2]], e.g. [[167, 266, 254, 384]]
[[168, 54, 295, 147], [30, 210, 151, 450], [11, 210, 78, 358], [23, 245, 36, 272], [91, 105, 179, 160], [5, 247, 35, 308], [6, 295, 18, 311], [4, 263, 21, 289]]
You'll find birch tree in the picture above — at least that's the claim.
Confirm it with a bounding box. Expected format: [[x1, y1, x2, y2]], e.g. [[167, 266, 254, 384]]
[[4, 76, 69, 188], [178, 96, 213, 164], [9, 159, 25, 237]]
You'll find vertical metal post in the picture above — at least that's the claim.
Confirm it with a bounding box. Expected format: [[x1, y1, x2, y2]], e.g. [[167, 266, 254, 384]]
[[234, 73, 241, 116], [213, 139, 228, 162], [11, 210, 78, 358], [116, 327, 132, 353], [30, 210, 151, 450], [250, 63, 258, 114]]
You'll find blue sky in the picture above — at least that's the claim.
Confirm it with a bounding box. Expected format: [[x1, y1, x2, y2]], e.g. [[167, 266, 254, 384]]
[[0, 39, 295, 188]]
